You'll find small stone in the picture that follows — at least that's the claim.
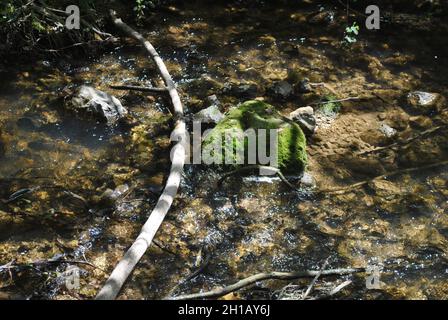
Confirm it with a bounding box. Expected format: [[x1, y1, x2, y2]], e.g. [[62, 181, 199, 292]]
[[407, 91, 444, 114], [289, 106, 316, 135], [300, 172, 315, 188], [271, 81, 293, 99], [223, 81, 259, 98], [379, 123, 397, 139], [193, 104, 224, 124], [207, 94, 220, 106], [100, 184, 130, 206], [296, 78, 312, 93], [307, 10, 335, 25]]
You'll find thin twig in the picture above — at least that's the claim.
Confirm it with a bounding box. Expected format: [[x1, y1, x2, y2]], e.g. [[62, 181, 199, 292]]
[[311, 96, 360, 106], [109, 84, 168, 94], [302, 257, 330, 300]]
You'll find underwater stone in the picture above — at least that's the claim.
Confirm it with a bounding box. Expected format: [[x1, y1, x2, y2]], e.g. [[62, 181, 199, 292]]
[[202, 100, 307, 174], [194, 104, 224, 124], [407, 91, 444, 114], [270, 81, 293, 100], [65, 86, 127, 124], [99, 184, 130, 207], [379, 123, 397, 139]]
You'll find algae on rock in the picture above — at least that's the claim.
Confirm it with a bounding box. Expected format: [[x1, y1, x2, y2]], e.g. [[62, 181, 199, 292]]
[[202, 100, 307, 174]]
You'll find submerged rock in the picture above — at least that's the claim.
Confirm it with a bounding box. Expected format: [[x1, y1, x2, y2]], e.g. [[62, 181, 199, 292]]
[[361, 123, 397, 146], [202, 100, 308, 174], [98, 184, 130, 207], [193, 104, 224, 124], [289, 106, 316, 135], [407, 91, 445, 114], [64, 86, 127, 124], [379, 123, 398, 139], [222, 81, 260, 99], [300, 172, 315, 188], [270, 81, 293, 100], [307, 10, 335, 25], [296, 77, 313, 93]]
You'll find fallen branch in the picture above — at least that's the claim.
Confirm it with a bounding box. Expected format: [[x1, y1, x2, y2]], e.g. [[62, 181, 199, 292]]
[[311, 96, 360, 106], [95, 10, 186, 300], [318, 160, 448, 195], [168, 267, 364, 300], [0, 257, 104, 274], [109, 84, 168, 94]]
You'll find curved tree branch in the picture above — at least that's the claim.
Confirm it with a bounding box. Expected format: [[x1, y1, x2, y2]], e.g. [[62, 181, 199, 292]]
[[95, 11, 186, 300]]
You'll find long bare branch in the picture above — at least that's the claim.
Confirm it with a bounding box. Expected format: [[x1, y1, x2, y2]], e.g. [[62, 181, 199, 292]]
[[95, 11, 186, 300]]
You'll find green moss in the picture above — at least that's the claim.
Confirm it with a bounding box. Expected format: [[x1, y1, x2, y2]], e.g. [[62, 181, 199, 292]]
[[203, 100, 307, 174]]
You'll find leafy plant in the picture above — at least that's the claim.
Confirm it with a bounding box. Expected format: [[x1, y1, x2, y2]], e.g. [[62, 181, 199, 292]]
[[319, 95, 342, 116], [134, 0, 157, 23], [343, 22, 359, 45]]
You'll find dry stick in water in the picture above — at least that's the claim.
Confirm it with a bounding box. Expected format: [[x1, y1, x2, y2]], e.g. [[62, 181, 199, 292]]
[[169, 268, 364, 300], [302, 257, 330, 300], [96, 11, 186, 300], [109, 84, 169, 94]]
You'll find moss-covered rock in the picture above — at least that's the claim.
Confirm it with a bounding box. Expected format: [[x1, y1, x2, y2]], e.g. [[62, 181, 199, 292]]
[[202, 100, 307, 174]]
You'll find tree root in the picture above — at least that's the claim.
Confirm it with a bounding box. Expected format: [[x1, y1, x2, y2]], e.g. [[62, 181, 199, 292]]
[[167, 267, 364, 300], [95, 10, 186, 300]]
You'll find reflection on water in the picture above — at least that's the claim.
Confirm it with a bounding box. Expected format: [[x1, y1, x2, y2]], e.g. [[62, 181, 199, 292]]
[[1, 1, 448, 299]]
